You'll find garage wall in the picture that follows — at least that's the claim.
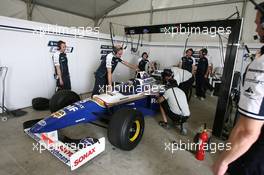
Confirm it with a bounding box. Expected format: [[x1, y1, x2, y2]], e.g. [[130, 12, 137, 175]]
[[0, 16, 139, 110], [0, 0, 94, 27], [0, 14, 262, 111]]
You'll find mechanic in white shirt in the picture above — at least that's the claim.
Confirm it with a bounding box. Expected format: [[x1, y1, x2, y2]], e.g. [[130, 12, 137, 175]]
[[52, 40, 71, 91], [157, 69, 190, 131], [213, 2, 264, 175], [171, 66, 193, 101]]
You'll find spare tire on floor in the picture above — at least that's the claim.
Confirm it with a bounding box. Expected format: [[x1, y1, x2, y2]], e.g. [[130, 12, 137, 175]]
[[32, 97, 50, 111], [108, 108, 144, 151], [49, 90, 80, 113]]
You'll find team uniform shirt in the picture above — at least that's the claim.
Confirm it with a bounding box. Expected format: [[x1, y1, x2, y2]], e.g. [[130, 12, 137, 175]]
[[196, 57, 208, 76], [95, 52, 123, 78], [138, 57, 151, 63], [227, 54, 264, 175], [238, 55, 264, 120], [138, 57, 142, 63], [163, 87, 190, 116], [53, 51, 70, 76], [171, 67, 192, 84], [180, 56, 196, 73], [138, 59, 149, 72]]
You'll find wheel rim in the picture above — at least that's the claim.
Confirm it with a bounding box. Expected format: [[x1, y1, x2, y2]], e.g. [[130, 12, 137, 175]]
[[129, 120, 141, 142]]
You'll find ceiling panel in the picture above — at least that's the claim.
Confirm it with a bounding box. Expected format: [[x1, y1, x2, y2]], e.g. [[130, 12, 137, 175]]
[[32, 0, 126, 19]]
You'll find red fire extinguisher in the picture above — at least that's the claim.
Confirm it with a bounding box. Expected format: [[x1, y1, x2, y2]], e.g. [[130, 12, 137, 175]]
[[195, 123, 209, 161]]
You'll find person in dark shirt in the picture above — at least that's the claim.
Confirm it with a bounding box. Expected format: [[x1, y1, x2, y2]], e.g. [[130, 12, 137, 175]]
[[179, 48, 196, 100], [138, 52, 149, 72], [92, 45, 138, 97], [195, 48, 209, 100], [52, 40, 71, 91], [179, 48, 196, 74]]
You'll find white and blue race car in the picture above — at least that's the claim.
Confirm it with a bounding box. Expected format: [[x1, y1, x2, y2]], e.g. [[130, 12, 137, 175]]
[[23, 71, 163, 170]]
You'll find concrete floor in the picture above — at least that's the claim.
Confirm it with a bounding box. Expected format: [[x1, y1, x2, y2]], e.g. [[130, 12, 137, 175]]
[[0, 92, 220, 175]]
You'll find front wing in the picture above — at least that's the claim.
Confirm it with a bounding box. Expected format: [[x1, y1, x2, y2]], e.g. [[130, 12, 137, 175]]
[[24, 128, 105, 171]]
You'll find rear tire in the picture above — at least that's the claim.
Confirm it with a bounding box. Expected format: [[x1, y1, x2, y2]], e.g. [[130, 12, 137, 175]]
[[49, 90, 80, 113], [108, 108, 144, 151]]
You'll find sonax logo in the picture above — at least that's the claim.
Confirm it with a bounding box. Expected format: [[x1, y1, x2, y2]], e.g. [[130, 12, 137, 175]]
[[74, 148, 96, 167]]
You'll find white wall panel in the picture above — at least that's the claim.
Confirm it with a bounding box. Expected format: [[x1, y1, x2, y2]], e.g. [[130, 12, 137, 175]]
[[0, 17, 107, 109], [0, 16, 151, 110]]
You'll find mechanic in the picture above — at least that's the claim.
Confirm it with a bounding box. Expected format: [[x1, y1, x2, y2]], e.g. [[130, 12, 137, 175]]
[[177, 48, 196, 99], [161, 69, 178, 88], [157, 69, 190, 130], [204, 50, 214, 95], [92, 45, 138, 96], [212, 2, 264, 175], [138, 52, 149, 71], [179, 48, 196, 74], [169, 67, 193, 101], [52, 40, 71, 91], [195, 48, 209, 101]]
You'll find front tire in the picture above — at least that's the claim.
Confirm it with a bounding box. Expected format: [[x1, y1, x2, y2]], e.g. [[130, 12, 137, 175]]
[[108, 108, 144, 151]]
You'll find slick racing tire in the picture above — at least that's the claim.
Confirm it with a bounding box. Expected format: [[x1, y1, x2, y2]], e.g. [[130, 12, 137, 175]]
[[32, 97, 50, 111], [108, 108, 144, 151], [49, 90, 80, 113]]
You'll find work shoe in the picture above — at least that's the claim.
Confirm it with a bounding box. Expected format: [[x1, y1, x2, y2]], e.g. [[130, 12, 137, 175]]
[[159, 121, 169, 129]]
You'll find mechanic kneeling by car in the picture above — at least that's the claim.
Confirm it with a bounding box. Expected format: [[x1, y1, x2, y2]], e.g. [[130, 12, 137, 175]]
[[157, 69, 191, 134]]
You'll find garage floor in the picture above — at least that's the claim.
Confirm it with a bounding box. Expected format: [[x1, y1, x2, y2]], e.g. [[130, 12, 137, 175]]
[[0, 92, 221, 175]]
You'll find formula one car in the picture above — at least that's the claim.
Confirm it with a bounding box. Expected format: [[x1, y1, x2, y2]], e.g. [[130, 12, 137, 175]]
[[23, 71, 163, 170]]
